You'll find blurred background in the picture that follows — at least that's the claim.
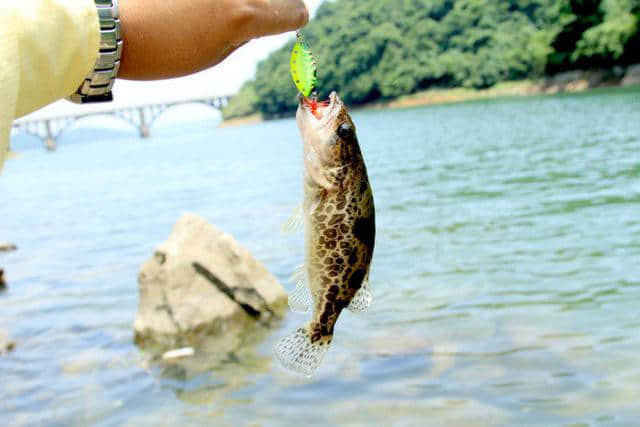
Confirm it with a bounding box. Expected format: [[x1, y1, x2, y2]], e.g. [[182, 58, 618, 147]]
[[2, 1, 640, 426]]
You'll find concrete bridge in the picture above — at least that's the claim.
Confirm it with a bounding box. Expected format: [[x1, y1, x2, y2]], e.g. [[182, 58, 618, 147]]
[[11, 95, 231, 150]]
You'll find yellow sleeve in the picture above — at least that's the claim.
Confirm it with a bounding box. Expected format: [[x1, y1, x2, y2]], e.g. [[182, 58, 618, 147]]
[[0, 0, 100, 170]]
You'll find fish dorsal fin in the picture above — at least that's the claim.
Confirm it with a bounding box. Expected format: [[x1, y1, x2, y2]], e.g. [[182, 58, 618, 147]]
[[288, 264, 312, 313], [348, 275, 372, 313]]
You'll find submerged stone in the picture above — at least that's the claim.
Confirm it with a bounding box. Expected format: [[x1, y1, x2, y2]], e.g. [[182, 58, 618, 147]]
[[0, 329, 16, 355], [0, 241, 17, 252]]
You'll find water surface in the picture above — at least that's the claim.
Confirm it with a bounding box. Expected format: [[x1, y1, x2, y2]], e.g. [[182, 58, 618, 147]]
[[1, 87, 639, 426]]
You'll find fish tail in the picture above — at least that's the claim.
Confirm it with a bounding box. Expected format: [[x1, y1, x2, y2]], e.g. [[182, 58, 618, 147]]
[[274, 324, 331, 377]]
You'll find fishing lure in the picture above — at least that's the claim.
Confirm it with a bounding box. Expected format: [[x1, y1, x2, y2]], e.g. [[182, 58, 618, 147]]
[[290, 31, 318, 98]]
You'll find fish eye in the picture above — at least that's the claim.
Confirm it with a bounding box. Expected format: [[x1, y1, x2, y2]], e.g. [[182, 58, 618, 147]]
[[337, 123, 354, 140]]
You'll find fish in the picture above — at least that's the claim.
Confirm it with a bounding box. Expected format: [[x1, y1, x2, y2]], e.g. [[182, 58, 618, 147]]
[[274, 91, 375, 376]]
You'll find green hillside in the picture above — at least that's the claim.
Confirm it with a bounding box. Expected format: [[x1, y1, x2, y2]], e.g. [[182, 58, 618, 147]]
[[223, 0, 640, 119]]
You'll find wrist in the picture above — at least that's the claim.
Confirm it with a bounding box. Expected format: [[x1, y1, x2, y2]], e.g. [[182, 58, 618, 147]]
[[68, 0, 122, 103]]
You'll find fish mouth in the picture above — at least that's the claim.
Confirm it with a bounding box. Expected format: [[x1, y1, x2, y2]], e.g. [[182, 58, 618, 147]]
[[299, 91, 341, 124]]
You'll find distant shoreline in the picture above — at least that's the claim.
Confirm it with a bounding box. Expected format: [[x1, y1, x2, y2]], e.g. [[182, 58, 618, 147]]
[[218, 113, 263, 128], [219, 65, 640, 127], [361, 65, 640, 111]]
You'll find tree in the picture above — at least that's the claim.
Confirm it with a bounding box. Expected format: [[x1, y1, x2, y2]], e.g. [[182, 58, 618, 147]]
[[223, 0, 640, 119], [573, 0, 638, 62]]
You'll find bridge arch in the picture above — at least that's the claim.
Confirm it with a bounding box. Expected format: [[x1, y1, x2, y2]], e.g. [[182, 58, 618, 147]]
[[10, 95, 232, 150], [56, 114, 140, 141]]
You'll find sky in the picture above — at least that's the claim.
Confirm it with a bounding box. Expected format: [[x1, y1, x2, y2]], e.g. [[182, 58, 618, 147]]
[[20, 0, 324, 121]]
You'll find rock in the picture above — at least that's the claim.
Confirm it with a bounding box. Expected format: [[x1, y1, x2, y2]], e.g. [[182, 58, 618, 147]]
[[135, 213, 287, 347], [1, 329, 16, 355], [0, 268, 5, 290], [543, 69, 621, 93], [550, 70, 584, 87], [583, 69, 610, 87], [0, 241, 17, 252], [622, 64, 640, 87], [565, 79, 589, 92]]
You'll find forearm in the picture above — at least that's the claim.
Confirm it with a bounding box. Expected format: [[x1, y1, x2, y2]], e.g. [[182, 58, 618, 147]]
[[118, 0, 308, 80]]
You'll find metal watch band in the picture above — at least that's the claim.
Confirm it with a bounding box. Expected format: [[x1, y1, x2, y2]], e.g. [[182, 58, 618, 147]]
[[68, 0, 122, 104]]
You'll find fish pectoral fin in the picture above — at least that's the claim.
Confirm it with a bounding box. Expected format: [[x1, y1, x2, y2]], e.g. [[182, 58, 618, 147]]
[[288, 264, 312, 313], [282, 203, 304, 234], [348, 276, 372, 313]]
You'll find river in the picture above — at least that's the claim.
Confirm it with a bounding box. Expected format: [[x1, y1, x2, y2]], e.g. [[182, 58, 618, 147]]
[[1, 87, 639, 426]]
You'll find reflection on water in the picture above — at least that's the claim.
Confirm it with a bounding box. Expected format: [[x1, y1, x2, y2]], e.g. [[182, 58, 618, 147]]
[[147, 324, 276, 407], [1, 87, 640, 426]]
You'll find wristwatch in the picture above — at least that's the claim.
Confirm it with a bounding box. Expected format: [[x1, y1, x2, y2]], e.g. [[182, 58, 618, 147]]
[[68, 0, 122, 103]]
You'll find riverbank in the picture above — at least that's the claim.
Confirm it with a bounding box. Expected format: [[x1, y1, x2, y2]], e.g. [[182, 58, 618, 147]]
[[218, 113, 263, 128], [219, 65, 640, 127], [369, 65, 640, 110]]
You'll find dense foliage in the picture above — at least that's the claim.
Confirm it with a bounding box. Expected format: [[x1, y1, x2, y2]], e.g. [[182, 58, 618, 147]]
[[224, 0, 640, 119]]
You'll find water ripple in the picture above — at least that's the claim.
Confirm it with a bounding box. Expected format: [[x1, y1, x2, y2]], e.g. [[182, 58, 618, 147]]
[[1, 88, 640, 425]]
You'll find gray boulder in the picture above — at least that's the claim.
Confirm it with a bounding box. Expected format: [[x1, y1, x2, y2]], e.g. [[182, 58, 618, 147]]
[[622, 64, 640, 87], [135, 213, 287, 348]]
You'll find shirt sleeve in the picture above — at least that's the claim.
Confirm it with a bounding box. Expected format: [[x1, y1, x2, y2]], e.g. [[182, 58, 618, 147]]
[[0, 0, 100, 171]]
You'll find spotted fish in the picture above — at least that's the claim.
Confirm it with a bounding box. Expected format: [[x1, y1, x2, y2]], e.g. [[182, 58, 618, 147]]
[[274, 91, 375, 376]]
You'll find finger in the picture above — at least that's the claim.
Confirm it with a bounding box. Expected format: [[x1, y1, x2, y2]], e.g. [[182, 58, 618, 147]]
[[245, 0, 309, 39]]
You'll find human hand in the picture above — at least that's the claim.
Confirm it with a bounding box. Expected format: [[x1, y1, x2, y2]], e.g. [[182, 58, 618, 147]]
[[118, 0, 309, 80]]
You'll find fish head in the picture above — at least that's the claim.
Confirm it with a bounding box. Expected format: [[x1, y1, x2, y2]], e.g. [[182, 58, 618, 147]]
[[296, 91, 360, 174]]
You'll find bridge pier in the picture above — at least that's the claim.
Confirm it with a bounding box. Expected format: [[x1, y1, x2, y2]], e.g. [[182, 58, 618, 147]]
[[44, 120, 56, 151], [138, 108, 150, 138], [139, 124, 150, 138]]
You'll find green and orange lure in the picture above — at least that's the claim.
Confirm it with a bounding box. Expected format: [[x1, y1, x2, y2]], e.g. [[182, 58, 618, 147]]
[[290, 31, 318, 98]]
